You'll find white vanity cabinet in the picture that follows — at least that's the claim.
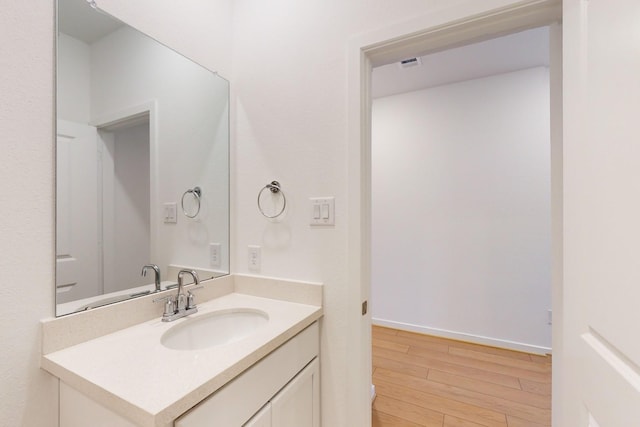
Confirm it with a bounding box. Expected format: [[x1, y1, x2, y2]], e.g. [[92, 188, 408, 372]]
[[57, 322, 319, 427], [60, 382, 138, 427], [269, 358, 319, 427], [243, 403, 272, 427], [242, 358, 319, 427], [175, 322, 319, 427], [43, 288, 323, 427]]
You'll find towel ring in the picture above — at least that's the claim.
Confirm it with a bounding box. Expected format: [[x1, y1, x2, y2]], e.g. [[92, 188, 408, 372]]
[[181, 186, 202, 218], [257, 181, 286, 219]]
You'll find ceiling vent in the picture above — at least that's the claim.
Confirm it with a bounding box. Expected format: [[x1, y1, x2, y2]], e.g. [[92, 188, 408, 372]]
[[398, 57, 422, 69]]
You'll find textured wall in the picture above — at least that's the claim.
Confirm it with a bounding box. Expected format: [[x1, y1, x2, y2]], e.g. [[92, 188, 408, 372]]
[[0, 1, 59, 425]]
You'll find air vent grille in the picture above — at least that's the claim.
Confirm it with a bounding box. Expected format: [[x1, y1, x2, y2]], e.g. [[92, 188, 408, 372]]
[[399, 57, 422, 69]]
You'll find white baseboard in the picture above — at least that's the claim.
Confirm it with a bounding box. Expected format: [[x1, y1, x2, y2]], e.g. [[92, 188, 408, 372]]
[[372, 318, 552, 355]]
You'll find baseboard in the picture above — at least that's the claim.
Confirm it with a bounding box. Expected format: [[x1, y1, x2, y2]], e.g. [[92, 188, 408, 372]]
[[372, 318, 552, 355]]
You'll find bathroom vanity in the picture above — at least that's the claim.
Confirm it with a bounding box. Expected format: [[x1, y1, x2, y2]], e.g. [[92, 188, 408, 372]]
[[48, 3, 322, 425], [41, 275, 323, 427]]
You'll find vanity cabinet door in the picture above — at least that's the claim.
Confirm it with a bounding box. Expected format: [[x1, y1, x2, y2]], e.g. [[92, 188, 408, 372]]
[[271, 358, 319, 427], [243, 402, 271, 427]]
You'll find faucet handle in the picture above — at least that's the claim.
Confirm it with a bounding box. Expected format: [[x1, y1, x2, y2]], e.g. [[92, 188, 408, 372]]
[[186, 286, 204, 310], [153, 294, 175, 317]]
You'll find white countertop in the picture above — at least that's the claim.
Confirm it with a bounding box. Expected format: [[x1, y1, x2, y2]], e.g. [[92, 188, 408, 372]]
[[42, 292, 322, 427]]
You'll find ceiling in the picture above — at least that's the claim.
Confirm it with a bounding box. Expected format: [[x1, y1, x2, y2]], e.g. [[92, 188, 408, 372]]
[[58, 0, 123, 44], [372, 26, 549, 99]]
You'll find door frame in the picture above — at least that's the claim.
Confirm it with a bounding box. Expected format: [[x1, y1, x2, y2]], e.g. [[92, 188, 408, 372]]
[[346, 1, 562, 425], [91, 100, 159, 276]]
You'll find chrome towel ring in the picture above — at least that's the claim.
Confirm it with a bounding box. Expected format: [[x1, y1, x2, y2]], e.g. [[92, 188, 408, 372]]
[[258, 181, 286, 219], [181, 186, 202, 218]]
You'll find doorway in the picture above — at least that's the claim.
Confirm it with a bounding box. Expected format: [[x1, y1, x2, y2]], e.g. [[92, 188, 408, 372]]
[[371, 27, 553, 355], [345, 1, 562, 425], [97, 115, 151, 294]]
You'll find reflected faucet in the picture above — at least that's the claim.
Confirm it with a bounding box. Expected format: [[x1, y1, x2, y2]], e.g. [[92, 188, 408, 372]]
[[141, 264, 162, 292]]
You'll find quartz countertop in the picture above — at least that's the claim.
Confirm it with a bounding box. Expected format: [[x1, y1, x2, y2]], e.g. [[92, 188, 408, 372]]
[[42, 292, 322, 427]]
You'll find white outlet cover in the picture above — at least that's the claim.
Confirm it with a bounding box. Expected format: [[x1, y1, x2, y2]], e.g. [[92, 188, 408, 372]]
[[248, 245, 261, 271], [209, 243, 221, 267]]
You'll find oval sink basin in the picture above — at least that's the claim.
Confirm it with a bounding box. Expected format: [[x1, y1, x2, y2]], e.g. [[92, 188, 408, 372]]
[[161, 308, 269, 351]]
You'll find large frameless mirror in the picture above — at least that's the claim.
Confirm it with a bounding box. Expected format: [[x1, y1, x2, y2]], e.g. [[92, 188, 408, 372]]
[[56, 0, 229, 316]]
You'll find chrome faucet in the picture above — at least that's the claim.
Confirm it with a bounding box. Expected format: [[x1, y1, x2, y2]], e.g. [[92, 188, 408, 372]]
[[176, 269, 199, 311], [141, 264, 162, 292], [154, 269, 201, 322]]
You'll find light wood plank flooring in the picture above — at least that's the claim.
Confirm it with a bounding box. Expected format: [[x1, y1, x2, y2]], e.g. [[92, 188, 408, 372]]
[[372, 326, 551, 427]]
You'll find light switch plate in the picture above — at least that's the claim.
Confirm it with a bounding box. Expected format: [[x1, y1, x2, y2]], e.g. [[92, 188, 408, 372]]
[[309, 197, 335, 226], [163, 202, 177, 223]]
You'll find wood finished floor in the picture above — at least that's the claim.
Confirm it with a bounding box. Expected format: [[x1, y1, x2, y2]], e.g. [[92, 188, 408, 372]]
[[371, 326, 551, 427]]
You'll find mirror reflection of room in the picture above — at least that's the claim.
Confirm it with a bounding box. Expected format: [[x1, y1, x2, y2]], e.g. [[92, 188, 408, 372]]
[[56, 0, 230, 316]]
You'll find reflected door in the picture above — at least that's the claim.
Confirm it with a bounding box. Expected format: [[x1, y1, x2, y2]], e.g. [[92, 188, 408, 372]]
[[56, 120, 101, 303]]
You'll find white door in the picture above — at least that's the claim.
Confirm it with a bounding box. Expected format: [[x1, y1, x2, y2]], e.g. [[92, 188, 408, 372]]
[[563, 0, 640, 425], [56, 120, 101, 303]]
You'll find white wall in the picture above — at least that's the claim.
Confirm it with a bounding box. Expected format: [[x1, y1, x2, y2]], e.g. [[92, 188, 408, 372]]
[[0, 1, 59, 425], [0, 1, 231, 424], [371, 67, 552, 351], [230, 1, 535, 424]]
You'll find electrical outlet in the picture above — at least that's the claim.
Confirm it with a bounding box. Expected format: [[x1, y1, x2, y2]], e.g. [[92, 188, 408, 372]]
[[209, 243, 221, 267], [248, 245, 261, 271]]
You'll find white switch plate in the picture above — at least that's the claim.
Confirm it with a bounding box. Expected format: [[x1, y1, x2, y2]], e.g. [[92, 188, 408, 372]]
[[163, 202, 177, 223], [209, 243, 221, 267], [248, 245, 261, 271], [309, 197, 335, 226]]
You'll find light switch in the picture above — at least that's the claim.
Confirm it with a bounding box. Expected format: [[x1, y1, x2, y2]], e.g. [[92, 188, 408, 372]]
[[321, 203, 330, 219], [163, 202, 177, 223], [309, 197, 335, 226]]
